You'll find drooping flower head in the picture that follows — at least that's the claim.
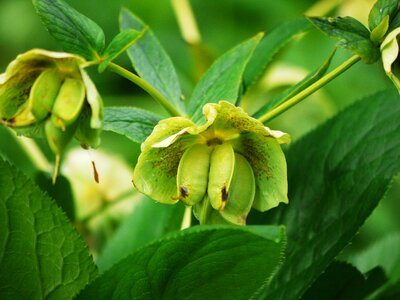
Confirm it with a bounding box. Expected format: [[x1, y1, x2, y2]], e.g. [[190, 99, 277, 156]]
[[0, 49, 103, 180], [133, 101, 290, 225]]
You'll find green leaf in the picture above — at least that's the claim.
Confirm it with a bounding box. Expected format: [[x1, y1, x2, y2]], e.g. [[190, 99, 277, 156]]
[[32, 0, 105, 60], [0, 159, 97, 299], [77, 225, 285, 300], [243, 18, 311, 92], [257, 89, 400, 299], [188, 33, 262, 123], [96, 197, 185, 272], [370, 15, 390, 43], [308, 16, 380, 63], [119, 8, 184, 114], [368, 0, 399, 31], [252, 49, 335, 119], [102, 107, 162, 144], [301, 261, 387, 300], [98, 29, 144, 73]]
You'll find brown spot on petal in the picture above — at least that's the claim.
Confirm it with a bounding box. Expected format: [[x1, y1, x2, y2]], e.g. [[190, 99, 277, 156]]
[[222, 186, 228, 202], [180, 185, 189, 198]]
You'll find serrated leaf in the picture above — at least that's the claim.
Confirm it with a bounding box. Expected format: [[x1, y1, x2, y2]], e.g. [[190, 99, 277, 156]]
[[369, 0, 399, 31], [96, 197, 185, 272], [309, 16, 380, 63], [32, 0, 105, 60], [255, 89, 400, 299], [188, 33, 262, 123], [119, 8, 184, 114], [301, 261, 387, 300], [243, 18, 311, 92], [253, 49, 335, 118], [98, 29, 144, 73], [77, 225, 285, 300], [0, 159, 97, 299], [102, 107, 162, 144]]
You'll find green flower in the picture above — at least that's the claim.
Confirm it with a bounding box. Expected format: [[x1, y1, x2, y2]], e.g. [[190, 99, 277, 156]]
[[381, 27, 400, 92], [0, 49, 103, 164], [133, 101, 290, 225]]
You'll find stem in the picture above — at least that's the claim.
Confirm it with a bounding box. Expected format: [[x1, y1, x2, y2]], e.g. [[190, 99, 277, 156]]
[[107, 63, 181, 117], [258, 55, 361, 123], [171, 0, 201, 44]]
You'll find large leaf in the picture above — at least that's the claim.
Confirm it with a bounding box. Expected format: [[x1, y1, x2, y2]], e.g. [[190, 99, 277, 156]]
[[369, 0, 399, 31], [32, 0, 105, 60], [256, 88, 400, 299], [77, 225, 285, 300], [243, 18, 311, 92], [102, 107, 162, 144], [309, 16, 380, 63], [96, 197, 185, 272], [0, 159, 97, 299], [188, 34, 262, 123], [120, 8, 184, 114]]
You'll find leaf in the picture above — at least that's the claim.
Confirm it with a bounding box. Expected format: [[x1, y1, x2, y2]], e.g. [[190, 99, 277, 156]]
[[96, 197, 185, 272], [119, 8, 184, 114], [77, 225, 285, 300], [256, 89, 400, 299], [0, 159, 97, 299], [368, 0, 399, 31], [102, 107, 163, 144], [98, 29, 144, 73], [252, 49, 335, 119], [188, 33, 262, 123], [301, 261, 387, 300], [308, 16, 380, 63], [243, 18, 311, 92], [32, 0, 105, 60]]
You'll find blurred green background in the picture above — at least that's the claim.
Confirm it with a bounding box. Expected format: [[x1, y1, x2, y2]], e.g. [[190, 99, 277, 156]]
[[0, 0, 399, 260]]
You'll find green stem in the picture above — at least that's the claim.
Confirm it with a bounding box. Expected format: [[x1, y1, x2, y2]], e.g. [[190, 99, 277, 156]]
[[107, 62, 181, 117], [258, 55, 361, 124]]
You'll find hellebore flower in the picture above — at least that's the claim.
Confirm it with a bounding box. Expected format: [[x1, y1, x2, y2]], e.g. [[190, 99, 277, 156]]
[[0, 49, 103, 177], [381, 27, 400, 92], [133, 101, 290, 225]]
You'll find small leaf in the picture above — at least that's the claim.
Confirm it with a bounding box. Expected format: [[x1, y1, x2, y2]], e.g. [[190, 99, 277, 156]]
[[120, 8, 185, 114], [102, 107, 163, 144], [96, 197, 185, 272], [308, 16, 380, 63], [77, 225, 286, 300], [243, 18, 311, 92], [98, 29, 144, 73], [301, 261, 387, 300], [32, 0, 105, 60], [0, 159, 97, 299], [253, 49, 335, 118], [188, 33, 262, 123], [368, 0, 399, 31], [370, 15, 389, 43], [256, 89, 400, 299]]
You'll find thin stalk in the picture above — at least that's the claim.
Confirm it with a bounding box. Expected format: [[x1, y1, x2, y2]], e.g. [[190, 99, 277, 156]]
[[258, 55, 361, 123], [107, 63, 181, 117], [171, 0, 201, 44]]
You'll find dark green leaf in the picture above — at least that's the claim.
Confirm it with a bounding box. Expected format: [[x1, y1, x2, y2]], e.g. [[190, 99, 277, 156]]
[[253, 49, 335, 118], [188, 33, 262, 123], [0, 159, 97, 299], [243, 18, 311, 92], [302, 261, 387, 300], [96, 197, 185, 272], [369, 0, 399, 31], [77, 225, 285, 300], [34, 172, 75, 222], [119, 8, 184, 114], [102, 107, 162, 144], [32, 0, 105, 60], [308, 16, 380, 63], [98, 29, 144, 73], [258, 89, 400, 299]]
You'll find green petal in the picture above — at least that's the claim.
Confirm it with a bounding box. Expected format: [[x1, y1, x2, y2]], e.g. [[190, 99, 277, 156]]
[[235, 132, 288, 212], [81, 69, 103, 129], [380, 27, 400, 74]]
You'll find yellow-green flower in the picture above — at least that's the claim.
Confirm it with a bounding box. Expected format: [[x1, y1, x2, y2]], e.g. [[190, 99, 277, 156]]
[[381, 27, 400, 92], [133, 101, 290, 225], [0, 49, 103, 157]]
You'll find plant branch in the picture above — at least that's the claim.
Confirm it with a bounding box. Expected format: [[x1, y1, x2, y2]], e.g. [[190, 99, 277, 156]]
[[258, 55, 361, 123], [107, 62, 181, 117]]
